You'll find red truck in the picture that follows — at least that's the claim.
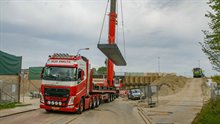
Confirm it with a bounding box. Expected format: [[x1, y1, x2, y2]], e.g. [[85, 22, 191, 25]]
[[40, 54, 118, 113]]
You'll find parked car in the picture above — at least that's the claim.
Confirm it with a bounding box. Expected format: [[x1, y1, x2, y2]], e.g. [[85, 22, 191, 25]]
[[128, 88, 141, 100]]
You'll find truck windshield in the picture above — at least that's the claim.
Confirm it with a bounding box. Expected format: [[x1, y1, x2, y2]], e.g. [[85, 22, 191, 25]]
[[43, 67, 77, 81], [193, 68, 201, 71]]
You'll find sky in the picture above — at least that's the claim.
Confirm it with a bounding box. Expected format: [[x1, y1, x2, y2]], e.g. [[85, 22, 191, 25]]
[[0, 0, 218, 76]]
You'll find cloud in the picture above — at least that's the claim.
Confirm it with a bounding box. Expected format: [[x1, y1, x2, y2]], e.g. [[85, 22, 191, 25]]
[[0, 0, 217, 76]]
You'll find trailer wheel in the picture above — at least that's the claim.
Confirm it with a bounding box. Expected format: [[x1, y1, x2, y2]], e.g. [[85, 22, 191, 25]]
[[112, 94, 115, 101], [110, 94, 113, 102], [107, 94, 111, 103], [111, 94, 114, 101], [77, 98, 84, 114]]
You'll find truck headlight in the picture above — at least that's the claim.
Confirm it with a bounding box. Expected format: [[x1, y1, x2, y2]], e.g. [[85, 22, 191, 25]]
[[51, 101, 55, 105], [58, 101, 62, 106], [68, 96, 75, 105], [55, 101, 58, 105]]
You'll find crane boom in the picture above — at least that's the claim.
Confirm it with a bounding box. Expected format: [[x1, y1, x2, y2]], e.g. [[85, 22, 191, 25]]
[[98, 0, 126, 87], [107, 0, 117, 87]]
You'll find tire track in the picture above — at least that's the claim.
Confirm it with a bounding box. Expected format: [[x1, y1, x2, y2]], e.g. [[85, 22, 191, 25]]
[[137, 107, 152, 124]]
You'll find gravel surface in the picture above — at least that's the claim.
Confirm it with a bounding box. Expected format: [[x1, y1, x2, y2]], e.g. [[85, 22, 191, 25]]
[[152, 75, 187, 96], [143, 78, 204, 124]]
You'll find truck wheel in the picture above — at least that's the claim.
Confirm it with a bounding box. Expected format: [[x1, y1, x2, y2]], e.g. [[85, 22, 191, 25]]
[[77, 98, 84, 114], [96, 97, 100, 107], [93, 97, 97, 108], [45, 109, 52, 113], [89, 98, 93, 109]]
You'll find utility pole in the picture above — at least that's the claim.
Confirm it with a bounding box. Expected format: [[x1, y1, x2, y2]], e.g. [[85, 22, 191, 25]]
[[198, 60, 200, 68], [77, 48, 89, 56]]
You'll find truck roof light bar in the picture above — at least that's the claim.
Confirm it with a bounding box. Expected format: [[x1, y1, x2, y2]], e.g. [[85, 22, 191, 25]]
[[51, 53, 71, 58]]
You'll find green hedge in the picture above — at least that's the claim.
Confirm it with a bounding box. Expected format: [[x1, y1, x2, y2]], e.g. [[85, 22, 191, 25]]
[[212, 76, 220, 85], [192, 99, 220, 124], [0, 102, 16, 110]]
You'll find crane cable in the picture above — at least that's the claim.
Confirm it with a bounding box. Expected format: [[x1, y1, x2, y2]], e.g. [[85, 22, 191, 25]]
[[98, 0, 127, 60], [98, 0, 109, 44], [120, 0, 126, 60]]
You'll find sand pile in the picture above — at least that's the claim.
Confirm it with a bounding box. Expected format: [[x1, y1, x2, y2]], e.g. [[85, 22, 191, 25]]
[[151, 75, 187, 96]]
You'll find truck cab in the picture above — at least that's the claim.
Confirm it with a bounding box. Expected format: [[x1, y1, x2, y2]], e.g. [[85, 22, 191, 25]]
[[193, 67, 204, 78], [40, 53, 117, 114]]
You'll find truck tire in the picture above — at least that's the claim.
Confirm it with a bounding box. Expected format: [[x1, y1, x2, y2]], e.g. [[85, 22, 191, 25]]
[[45, 109, 52, 112], [93, 97, 97, 108], [107, 94, 111, 103], [89, 98, 93, 109], [110, 94, 113, 102], [77, 98, 84, 114], [112, 94, 115, 101], [96, 97, 100, 107]]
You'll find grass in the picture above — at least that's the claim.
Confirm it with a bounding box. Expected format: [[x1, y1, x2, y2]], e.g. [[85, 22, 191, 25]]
[[212, 76, 220, 85], [16, 103, 32, 107], [193, 75, 220, 123], [0, 102, 32, 110], [192, 99, 220, 124], [0, 102, 17, 110]]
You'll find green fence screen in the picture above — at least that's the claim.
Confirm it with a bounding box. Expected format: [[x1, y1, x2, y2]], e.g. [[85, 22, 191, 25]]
[[29, 67, 43, 80], [0, 51, 22, 75]]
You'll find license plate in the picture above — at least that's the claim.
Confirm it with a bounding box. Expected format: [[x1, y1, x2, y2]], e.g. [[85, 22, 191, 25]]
[[51, 107, 60, 110]]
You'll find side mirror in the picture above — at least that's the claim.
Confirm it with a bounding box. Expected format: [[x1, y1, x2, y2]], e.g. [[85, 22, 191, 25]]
[[81, 70, 85, 80], [41, 67, 45, 79]]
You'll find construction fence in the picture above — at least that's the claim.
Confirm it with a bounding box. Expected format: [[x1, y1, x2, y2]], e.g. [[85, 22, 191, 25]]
[[211, 84, 220, 101], [20, 69, 41, 99], [0, 51, 22, 103], [0, 72, 41, 104], [140, 85, 159, 107], [0, 80, 19, 103]]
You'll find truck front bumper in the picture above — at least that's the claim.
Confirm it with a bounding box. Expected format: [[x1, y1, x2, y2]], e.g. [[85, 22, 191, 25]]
[[40, 104, 78, 112]]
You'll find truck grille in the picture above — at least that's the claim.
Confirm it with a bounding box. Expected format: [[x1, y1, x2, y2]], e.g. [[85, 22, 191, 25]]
[[44, 88, 70, 107], [44, 88, 70, 97]]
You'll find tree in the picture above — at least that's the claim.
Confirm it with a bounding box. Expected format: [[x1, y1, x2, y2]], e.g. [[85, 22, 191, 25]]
[[97, 66, 107, 75], [92, 68, 98, 75], [201, 0, 220, 72]]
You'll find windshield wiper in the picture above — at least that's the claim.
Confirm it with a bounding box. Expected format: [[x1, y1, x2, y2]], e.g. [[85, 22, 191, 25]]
[[59, 77, 74, 81], [43, 75, 57, 80]]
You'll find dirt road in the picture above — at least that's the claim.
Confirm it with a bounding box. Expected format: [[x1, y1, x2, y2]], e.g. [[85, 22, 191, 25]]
[[144, 78, 204, 124], [0, 100, 146, 124]]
